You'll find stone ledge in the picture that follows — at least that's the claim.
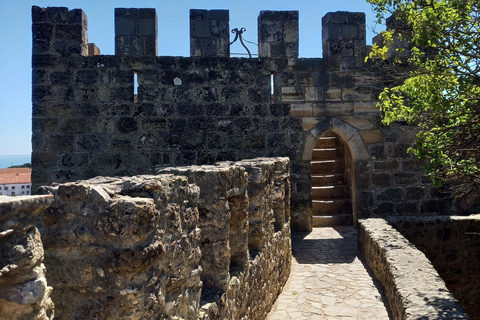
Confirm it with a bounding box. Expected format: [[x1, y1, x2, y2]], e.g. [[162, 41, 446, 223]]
[[358, 218, 468, 320]]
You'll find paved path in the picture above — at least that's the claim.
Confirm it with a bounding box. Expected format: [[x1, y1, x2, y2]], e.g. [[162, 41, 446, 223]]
[[266, 227, 391, 320]]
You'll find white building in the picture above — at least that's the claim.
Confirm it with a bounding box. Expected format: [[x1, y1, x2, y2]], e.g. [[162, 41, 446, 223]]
[[0, 168, 32, 196]]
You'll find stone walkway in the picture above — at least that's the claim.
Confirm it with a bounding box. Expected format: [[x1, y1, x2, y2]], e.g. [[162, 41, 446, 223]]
[[266, 227, 391, 320]]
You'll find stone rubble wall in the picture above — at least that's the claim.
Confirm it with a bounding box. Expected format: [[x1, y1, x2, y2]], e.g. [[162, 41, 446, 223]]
[[39, 174, 203, 319], [0, 157, 291, 319], [389, 215, 480, 320], [358, 218, 468, 320], [31, 6, 450, 232], [0, 195, 55, 320], [159, 157, 292, 320]]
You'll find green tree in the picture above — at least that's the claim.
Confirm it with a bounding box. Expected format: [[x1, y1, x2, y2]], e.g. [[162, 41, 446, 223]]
[[367, 0, 480, 197], [8, 163, 31, 168]]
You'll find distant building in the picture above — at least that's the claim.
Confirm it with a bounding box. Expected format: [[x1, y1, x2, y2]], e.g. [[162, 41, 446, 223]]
[[0, 168, 32, 196]]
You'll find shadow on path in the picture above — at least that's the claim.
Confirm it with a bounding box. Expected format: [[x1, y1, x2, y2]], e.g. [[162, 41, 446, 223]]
[[291, 226, 358, 264]]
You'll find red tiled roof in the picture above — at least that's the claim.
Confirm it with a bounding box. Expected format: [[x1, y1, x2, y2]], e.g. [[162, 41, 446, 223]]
[[0, 168, 32, 184]]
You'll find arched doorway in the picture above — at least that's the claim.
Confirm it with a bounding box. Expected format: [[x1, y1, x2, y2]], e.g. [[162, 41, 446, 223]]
[[311, 131, 353, 227]]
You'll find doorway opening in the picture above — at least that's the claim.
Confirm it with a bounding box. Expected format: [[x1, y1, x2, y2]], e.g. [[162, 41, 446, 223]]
[[311, 131, 353, 226]]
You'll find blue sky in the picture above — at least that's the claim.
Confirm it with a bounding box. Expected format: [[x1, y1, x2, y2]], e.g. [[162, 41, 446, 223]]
[[0, 0, 383, 156]]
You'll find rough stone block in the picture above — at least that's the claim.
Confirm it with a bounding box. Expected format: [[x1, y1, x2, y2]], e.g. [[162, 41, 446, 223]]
[[114, 17, 135, 35], [324, 88, 342, 101], [302, 118, 319, 131], [290, 103, 313, 117], [298, 73, 314, 86], [377, 188, 403, 201], [258, 10, 299, 59], [40, 175, 201, 319], [137, 18, 157, 36], [387, 143, 412, 158], [420, 199, 445, 214], [0, 195, 55, 320], [372, 173, 391, 187], [281, 86, 304, 101], [87, 43, 100, 55], [322, 12, 365, 60], [340, 116, 377, 130], [190, 19, 210, 38], [342, 87, 372, 101], [394, 172, 418, 185], [49, 135, 75, 153], [359, 129, 381, 143], [373, 160, 399, 171], [313, 103, 354, 116], [190, 9, 229, 57], [354, 101, 379, 114], [406, 186, 427, 200], [305, 86, 323, 101], [396, 201, 418, 215], [115, 8, 157, 56], [283, 20, 299, 43]]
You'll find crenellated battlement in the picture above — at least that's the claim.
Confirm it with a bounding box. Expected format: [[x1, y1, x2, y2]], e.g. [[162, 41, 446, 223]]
[[114, 8, 158, 56], [32, 6, 448, 235], [32, 6, 367, 64], [32, 6, 88, 56]]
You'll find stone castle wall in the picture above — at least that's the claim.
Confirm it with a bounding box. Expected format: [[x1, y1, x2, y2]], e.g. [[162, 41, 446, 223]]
[[389, 215, 480, 319], [358, 218, 468, 320], [32, 6, 447, 231], [0, 157, 291, 319]]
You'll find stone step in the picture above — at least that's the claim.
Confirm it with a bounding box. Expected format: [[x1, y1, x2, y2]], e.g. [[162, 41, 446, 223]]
[[312, 148, 342, 161], [312, 214, 353, 227], [315, 136, 338, 148], [311, 160, 345, 174], [312, 174, 346, 186], [312, 185, 349, 199], [312, 199, 351, 214]]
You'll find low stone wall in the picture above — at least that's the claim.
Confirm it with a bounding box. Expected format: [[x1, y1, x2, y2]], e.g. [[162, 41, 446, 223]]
[[39, 175, 202, 319], [389, 215, 480, 320], [159, 157, 292, 319], [358, 218, 468, 320], [2, 157, 291, 319], [0, 195, 55, 320]]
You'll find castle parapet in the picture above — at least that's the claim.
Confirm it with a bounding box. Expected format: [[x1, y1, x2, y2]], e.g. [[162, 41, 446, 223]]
[[32, 6, 88, 57], [258, 10, 299, 63], [190, 9, 230, 57], [322, 11, 366, 68], [114, 8, 158, 56]]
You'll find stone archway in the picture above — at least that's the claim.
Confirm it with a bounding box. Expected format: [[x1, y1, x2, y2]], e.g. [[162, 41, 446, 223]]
[[302, 118, 370, 226]]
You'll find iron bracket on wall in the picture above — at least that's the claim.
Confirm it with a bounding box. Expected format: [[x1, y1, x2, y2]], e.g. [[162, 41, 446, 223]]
[[230, 27, 255, 58]]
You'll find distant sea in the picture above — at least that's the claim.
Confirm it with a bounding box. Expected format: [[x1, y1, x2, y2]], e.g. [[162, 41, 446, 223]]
[[0, 155, 31, 169]]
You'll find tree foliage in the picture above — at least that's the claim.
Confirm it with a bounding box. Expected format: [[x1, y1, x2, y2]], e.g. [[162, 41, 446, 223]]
[[8, 163, 31, 168], [367, 0, 480, 197]]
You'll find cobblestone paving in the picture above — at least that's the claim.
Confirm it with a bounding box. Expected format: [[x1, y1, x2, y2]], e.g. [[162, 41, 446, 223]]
[[266, 227, 391, 320]]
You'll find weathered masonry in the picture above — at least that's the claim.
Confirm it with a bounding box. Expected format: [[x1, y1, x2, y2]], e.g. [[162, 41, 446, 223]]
[[1, 158, 292, 320], [32, 6, 447, 231]]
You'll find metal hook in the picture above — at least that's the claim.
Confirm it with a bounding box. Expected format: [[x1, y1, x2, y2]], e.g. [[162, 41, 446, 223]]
[[230, 28, 252, 58]]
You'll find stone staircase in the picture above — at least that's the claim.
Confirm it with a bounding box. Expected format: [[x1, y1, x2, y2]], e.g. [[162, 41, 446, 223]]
[[311, 133, 352, 227]]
